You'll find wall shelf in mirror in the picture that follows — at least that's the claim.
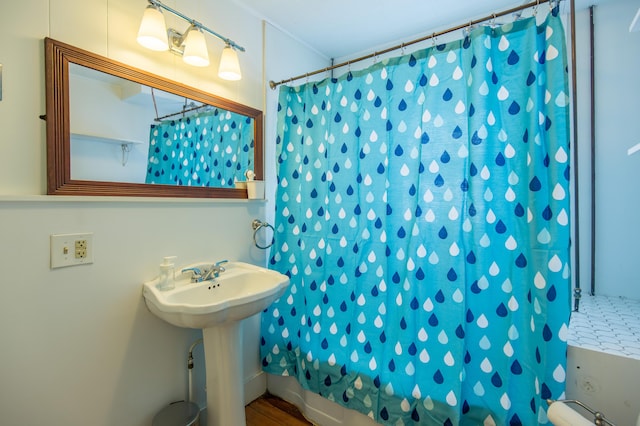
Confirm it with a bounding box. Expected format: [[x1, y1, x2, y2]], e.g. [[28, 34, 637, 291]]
[[71, 133, 144, 147], [44, 37, 263, 198], [71, 133, 143, 168]]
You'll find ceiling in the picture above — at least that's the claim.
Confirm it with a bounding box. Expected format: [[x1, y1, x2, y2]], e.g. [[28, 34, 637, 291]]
[[233, 0, 598, 59]]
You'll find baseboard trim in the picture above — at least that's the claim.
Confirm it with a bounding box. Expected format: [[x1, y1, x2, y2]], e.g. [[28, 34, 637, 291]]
[[244, 370, 267, 405]]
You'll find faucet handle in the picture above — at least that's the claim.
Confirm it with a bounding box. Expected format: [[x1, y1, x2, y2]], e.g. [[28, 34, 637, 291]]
[[181, 267, 203, 282], [214, 260, 228, 272]]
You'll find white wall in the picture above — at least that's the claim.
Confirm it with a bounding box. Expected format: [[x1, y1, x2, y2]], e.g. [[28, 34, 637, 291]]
[[564, 2, 640, 424], [0, 1, 324, 426], [574, 0, 640, 299], [69, 71, 153, 183], [0, 198, 268, 425], [591, 0, 640, 299]]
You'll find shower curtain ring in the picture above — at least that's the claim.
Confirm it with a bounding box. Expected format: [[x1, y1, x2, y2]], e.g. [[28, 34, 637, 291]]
[[463, 21, 473, 37]]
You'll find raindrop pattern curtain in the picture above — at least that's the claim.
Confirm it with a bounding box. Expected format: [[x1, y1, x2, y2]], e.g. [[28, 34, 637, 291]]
[[262, 9, 570, 426], [145, 109, 254, 187]]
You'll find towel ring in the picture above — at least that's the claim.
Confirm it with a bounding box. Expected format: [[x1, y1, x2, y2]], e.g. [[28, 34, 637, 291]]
[[252, 219, 274, 250]]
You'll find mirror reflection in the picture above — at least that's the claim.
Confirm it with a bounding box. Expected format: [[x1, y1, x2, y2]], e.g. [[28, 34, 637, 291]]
[[69, 64, 254, 188], [45, 37, 263, 198]]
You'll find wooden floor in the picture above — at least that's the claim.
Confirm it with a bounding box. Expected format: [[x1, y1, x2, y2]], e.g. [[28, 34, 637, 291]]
[[246, 393, 313, 426]]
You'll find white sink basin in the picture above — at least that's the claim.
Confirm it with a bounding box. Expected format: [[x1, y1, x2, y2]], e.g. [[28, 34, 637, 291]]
[[143, 261, 289, 329], [143, 260, 289, 425]]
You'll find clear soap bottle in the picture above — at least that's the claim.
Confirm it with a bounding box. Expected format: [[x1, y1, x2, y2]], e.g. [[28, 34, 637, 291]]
[[158, 256, 177, 291]]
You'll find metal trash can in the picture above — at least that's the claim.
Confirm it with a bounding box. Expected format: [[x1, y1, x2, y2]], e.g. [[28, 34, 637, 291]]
[[152, 401, 200, 426]]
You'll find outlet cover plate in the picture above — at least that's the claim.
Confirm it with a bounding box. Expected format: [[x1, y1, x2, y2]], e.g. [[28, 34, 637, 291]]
[[50, 233, 94, 268]]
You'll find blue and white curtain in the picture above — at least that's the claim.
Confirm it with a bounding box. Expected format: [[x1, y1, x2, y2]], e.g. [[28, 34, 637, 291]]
[[145, 109, 254, 187], [262, 7, 571, 426]]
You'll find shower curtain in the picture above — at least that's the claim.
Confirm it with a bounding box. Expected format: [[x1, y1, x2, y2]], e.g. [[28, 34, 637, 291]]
[[145, 109, 254, 187], [262, 8, 570, 426]]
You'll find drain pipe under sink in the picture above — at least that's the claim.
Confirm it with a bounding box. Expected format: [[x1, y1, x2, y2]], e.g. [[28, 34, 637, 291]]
[[187, 338, 203, 404]]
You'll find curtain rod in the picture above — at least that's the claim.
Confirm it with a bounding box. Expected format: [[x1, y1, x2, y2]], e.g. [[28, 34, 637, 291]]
[[269, 0, 555, 89], [154, 103, 212, 122], [149, 87, 213, 122]]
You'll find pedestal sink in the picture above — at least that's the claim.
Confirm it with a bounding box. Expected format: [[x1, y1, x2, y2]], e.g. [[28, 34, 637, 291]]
[[142, 261, 289, 426]]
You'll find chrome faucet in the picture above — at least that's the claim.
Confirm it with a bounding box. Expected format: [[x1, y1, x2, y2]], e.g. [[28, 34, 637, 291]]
[[181, 261, 228, 282], [201, 260, 229, 281]]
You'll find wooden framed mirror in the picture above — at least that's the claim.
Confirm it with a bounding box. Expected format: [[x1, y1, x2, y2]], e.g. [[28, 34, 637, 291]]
[[44, 37, 263, 198]]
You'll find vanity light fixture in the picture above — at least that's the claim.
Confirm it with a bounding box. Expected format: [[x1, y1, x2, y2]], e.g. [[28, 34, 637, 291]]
[[137, 4, 169, 51], [137, 0, 244, 79], [182, 25, 209, 67], [218, 43, 242, 81]]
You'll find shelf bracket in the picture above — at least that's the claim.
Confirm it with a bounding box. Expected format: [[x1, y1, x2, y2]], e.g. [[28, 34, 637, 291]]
[[121, 143, 132, 166]]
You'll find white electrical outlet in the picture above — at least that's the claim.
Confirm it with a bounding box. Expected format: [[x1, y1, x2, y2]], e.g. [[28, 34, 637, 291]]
[[50, 233, 94, 268]]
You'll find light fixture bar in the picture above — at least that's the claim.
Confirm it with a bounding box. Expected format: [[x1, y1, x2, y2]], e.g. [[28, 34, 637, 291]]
[[147, 0, 245, 52]]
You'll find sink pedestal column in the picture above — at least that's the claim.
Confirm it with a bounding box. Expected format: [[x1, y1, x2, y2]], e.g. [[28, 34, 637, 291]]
[[202, 322, 245, 426]]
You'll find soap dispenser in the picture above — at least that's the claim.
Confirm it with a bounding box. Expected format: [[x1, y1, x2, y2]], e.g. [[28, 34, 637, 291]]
[[158, 256, 177, 291]]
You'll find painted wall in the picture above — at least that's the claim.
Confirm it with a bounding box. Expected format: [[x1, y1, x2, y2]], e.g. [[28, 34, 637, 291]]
[[0, 1, 325, 426], [0, 199, 268, 425], [69, 70, 153, 183], [591, 0, 640, 299], [566, 3, 640, 424], [574, 0, 640, 300]]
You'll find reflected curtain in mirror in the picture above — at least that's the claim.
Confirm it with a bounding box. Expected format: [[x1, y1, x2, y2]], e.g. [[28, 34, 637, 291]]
[[44, 37, 263, 198], [146, 109, 254, 187]]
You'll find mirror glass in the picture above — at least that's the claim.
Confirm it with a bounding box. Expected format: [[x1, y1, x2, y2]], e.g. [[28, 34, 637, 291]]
[[45, 38, 263, 198], [69, 64, 255, 187]]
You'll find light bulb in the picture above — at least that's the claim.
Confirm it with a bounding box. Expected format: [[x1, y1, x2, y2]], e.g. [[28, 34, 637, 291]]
[[218, 45, 242, 81], [182, 26, 210, 67], [137, 5, 169, 51]]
